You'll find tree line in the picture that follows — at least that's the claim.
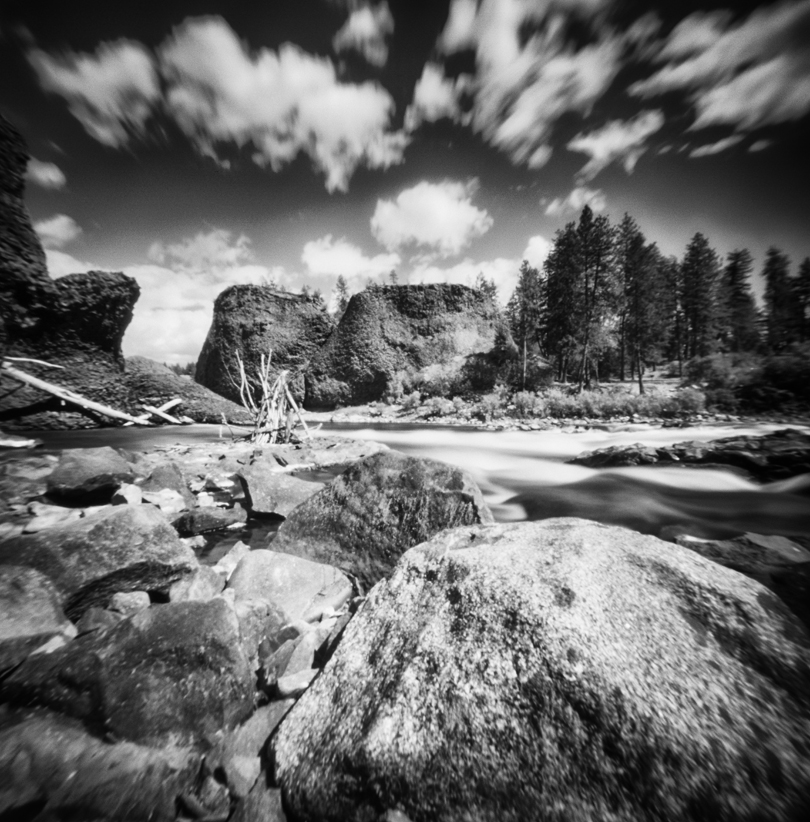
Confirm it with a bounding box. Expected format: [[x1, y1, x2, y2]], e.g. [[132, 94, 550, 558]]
[[503, 206, 810, 393]]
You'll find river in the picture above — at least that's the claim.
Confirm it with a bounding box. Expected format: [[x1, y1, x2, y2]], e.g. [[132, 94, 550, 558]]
[[14, 420, 810, 543]]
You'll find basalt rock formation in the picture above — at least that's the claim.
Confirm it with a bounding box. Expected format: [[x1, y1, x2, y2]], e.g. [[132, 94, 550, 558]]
[[304, 283, 516, 408], [196, 286, 335, 404]]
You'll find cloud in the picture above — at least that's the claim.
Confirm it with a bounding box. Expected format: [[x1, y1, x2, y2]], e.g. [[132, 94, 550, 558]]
[[370, 179, 493, 258], [159, 16, 407, 192], [28, 39, 159, 147], [748, 139, 773, 152], [437, 0, 624, 167], [34, 214, 82, 249], [523, 235, 552, 269], [404, 63, 469, 131], [544, 185, 606, 216], [44, 249, 96, 279], [26, 158, 66, 189], [332, 2, 395, 67], [301, 234, 400, 288], [688, 134, 744, 158], [630, 1, 810, 132], [567, 110, 664, 181]]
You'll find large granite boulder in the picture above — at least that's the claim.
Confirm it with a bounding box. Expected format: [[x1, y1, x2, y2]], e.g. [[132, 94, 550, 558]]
[[196, 286, 335, 404], [45, 445, 135, 503], [305, 283, 514, 408], [272, 451, 493, 590], [2, 599, 255, 748], [0, 504, 197, 619], [274, 518, 810, 822]]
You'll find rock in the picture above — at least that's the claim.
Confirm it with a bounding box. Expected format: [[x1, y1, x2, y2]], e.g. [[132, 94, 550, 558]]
[[111, 482, 143, 505], [196, 285, 335, 404], [140, 459, 196, 508], [214, 540, 251, 580], [45, 446, 134, 503], [305, 284, 514, 407], [231, 783, 287, 822], [173, 504, 248, 535], [274, 518, 810, 822], [272, 451, 494, 589], [301, 577, 354, 622], [2, 598, 255, 748], [124, 355, 252, 424], [0, 565, 75, 675], [23, 500, 83, 532], [275, 668, 318, 699], [237, 464, 322, 516], [0, 504, 197, 619], [0, 454, 55, 510], [109, 590, 150, 616], [226, 549, 351, 622], [0, 707, 199, 822], [142, 486, 188, 515], [75, 606, 125, 636], [233, 597, 290, 667], [169, 565, 226, 602], [251, 435, 389, 471]]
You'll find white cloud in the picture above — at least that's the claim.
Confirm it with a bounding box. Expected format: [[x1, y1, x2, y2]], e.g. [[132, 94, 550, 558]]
[[332, 2, 395, 67], [370, 179, 493, 258], [301, 234, 400, 289], [748, 139, 773, 153], [34, 214, 82, 249], [407, 256, 521, 304], [26, 158, 66, 189], [567, 110, 664, 181], [159, 17, 407, 192], [404, 63, 469, 131], [28, 40, 159, 147], [438, 0, 478, 53], [688, 134, 744, 158], [44, 249, 96, 279], [523, 235, 552, 269], [630, 0, 810, 132], [544, 185, 606, 216]]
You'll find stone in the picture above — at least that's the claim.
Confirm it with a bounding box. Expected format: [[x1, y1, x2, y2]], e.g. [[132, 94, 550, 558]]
[[2, 598, 255, 748], [237, 464, 322, 516], [0, 504, 197, 620], [248, 435, 389, 472], [142, 487, 188, 516], [214, 539, 251, 580], [109, 590, 150, 616], [173, 504, 248, 536], [275, 668, 318, 699], [226, 549, 351, 621], [233, 597, 290, 667], [274, 518, 810, 822], [169, 565, 226, 602], [111, 482, 143, 505], [0, 707, 199, 822], [272, 451, 493, 590], [139, 459, 195, 508], [45, 446, 134, 503], [22, 501, 83, 532], [231, 784, 287, 822], [301, 577, 354, 622], [0, 565, 75, 675], [74, 606, 125, 636]]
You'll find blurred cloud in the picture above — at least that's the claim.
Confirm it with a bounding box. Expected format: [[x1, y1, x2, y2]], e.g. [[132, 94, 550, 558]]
[[370, 179, 493, 259], [301, 234, 400, 289], [34, 214, 82, 249], [332, 2, 395, 67], [748, 139, 773, 152], [567, 110, 664, 181], [689, 134, 744, 158], [26, 158, 66, 189], [523, 235, 552, 269], [404, 63, 470, 131], [545, 185, 606, 216], [28, 39, 159, 147]]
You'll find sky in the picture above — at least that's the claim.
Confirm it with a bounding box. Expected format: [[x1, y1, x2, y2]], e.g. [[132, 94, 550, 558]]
[[1, 0, 809, 364]]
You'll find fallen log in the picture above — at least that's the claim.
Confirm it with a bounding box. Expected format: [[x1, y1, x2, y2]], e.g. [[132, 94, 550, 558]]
[[0, 361, 154, 426], [140, 403, 187, 425]]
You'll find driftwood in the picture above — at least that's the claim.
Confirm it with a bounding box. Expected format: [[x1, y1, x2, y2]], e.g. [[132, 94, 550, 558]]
[[0, 361, 154, 426]]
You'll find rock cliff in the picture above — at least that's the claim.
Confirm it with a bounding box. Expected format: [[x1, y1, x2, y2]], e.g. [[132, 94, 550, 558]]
[[305, 284, 515, 408], [196, 286, 335, 404]]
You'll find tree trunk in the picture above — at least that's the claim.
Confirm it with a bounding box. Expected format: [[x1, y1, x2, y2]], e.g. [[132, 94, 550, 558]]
[[637, 351, 645, 395]]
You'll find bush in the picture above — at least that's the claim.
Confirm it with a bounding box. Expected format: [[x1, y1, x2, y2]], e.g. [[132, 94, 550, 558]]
[[512, 391, 541, 418], [400, 391, 422, 412], [472, 390, 507, 422], [421, 396, 455, 418]]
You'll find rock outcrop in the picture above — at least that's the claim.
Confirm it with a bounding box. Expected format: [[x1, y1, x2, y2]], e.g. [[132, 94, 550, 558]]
[[274, 518, 810, 822], [196, 286, 335, 404], [305, 283, 515, 408]]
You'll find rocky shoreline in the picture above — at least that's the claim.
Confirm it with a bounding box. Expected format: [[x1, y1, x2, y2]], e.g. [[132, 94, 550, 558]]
[[1, 430, 810, 821]]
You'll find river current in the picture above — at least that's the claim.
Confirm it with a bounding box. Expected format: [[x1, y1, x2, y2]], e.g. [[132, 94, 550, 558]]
[[15, 421, 810, 542]]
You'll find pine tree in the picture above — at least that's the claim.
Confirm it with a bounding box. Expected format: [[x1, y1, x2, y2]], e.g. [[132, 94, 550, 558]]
[[762, 246, 793, 351], [474, 271, 499, 303], [506, 260, 543, 390], [796, 257, 810, 342], [718, 249, 759, 352], [542, 222, 580, 381], [334, 275, 350, 317], [680, 233, 721, 359]]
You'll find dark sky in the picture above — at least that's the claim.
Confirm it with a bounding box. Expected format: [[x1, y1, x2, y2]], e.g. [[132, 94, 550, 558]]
[[1, 0, 808, 363]]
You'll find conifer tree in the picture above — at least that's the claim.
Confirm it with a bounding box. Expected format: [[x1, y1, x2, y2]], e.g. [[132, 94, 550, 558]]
[[762, 246, 793, 351], [718, 249, 759, 352], [796, 257, 810, 342], [474, 271, 499, 303], [334, 275, 350, 317], [680, 233, 721, 359], [506, 260, 543, 389], [542, 222, 580, 380]]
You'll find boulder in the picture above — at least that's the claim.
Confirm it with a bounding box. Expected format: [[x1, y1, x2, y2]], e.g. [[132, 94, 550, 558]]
[[274, 518, 810, 822], [169, 565, 226, 602], [0, 707, 199, 822], [45, 446, 134, 503], [196, 285, 335, 404], [238, 464, 322, 516], [0, 565, 75, 674], [0, 504, 197, 619], [173, 504, 248, 535], [139, 459, 196, 508], [23, 500, 83, 532], [2, 598, 255, 748], [272, 451, 494, 589], [226, 549, 351, 623], [305, 284, 514, 407]]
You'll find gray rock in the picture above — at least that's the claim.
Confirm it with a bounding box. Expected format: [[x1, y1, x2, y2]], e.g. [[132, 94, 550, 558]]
[[169, 565, 226, 602], [0, 504, 197, 619], [45, 446, 134, 503], [253, 435, 389, 471], [140, 460, 195, 508], [173, 504, 248, 536], [0, 565, 75, 674], [0, 707, 199, 822], [226, 549, 351, 622], [2, 598, 255, 748], [74, 606, 125, 636], [272, 450, 493, 589], [111, 482, 143, 505], [231, 783, 287, 822], [237, 464, 322, 516], [109, 590, 150, 616], [23, 500, 83, 532], [275, 668, 318, 699], [141, 487, 187, 516], [274, 518, 810, 822]]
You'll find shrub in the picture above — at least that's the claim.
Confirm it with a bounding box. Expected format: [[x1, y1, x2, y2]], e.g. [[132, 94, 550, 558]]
[[400, 391, 422, 412], [421, 396, 455, 418], [512, 391, 541, 418], [472, 390, 507, 421]]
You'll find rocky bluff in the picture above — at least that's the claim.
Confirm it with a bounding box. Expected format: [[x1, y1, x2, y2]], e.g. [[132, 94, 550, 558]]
[[305, 284, 515, 407], [196, 286, 335, 404]]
